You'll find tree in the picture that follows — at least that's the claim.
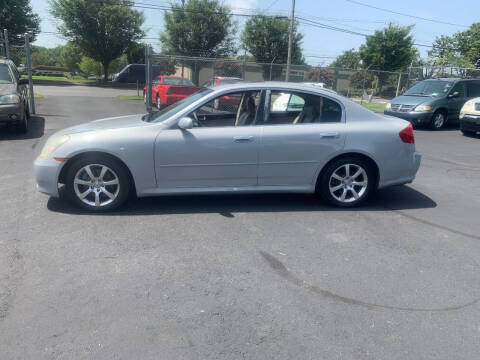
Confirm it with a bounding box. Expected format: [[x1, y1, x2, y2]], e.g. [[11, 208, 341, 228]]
[[160, 0, 236, 57], [0, 0, 40, 45], [359, 23, 417, 90], [61, 42, 83, 71], [50, 0, 145, 82], [330, 49, 361, 69], [79, 56, 102, 76], [304, 67, 334, 88], [126, 42, 146, 64], [241, 16, 304, 79]]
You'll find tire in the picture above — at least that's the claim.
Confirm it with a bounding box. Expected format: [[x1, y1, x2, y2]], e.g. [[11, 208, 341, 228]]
[[64, 155, 130, 212], [25, 102, 30, 119], [15, 106, 28, 134], [430, 110, 446, 130], [143, 91, 147, 104], [318, 156, 374, 207], [156, 94, 161, 110]]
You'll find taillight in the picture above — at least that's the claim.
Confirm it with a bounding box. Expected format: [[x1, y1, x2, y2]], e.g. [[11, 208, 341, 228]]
[[399, 123, 415, 144]]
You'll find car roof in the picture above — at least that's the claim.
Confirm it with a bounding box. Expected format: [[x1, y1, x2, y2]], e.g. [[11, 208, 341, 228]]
[[209, 81, 340, 98], [424, 78, 478, 82]]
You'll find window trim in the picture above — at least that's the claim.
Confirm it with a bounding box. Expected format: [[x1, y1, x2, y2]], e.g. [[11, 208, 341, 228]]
[[261, 88, 346, 126]]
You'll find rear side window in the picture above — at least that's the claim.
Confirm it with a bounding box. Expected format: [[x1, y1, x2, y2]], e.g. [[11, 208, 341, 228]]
[[467, 82, 480, 98], [450, 82, 467, 97]]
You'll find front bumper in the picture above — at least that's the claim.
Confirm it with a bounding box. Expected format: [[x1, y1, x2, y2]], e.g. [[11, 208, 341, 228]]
[[384, 109, 433, 125], [460, 114, 480, 133], [0, 104, 22, 123], [34, 157, 64, 198]]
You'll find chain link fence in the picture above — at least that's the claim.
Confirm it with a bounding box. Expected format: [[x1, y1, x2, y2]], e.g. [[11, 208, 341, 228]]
[[144, 51, 480, 113], [1, 30, 36, 114]]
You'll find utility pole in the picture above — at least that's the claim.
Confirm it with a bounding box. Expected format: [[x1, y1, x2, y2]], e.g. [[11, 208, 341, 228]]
[[3, 29, 10, 59], [25, 34, 35, 114], [285, 0, 295, 82]]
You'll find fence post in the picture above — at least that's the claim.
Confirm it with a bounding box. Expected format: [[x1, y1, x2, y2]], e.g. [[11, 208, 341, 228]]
[[3, 29, 10, 59], [145, 45, 152, 114], [395, 72, 402, 97], [406, 65, 412, 89], [25, 34, 35, 114]]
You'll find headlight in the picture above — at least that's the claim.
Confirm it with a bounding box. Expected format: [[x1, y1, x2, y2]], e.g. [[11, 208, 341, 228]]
[[39, 135, 70, 159], [413, 105, 432, 112], [460, 100, 479, 119], [0, 94, 21, 104], [385, 103, 391, 110]]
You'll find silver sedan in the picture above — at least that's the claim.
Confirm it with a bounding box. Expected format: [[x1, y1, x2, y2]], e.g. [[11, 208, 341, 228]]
[[34, 82, 421, 211]]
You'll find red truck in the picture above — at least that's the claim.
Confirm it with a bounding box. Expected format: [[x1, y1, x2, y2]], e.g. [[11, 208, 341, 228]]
[[144, 76, 199, 109]]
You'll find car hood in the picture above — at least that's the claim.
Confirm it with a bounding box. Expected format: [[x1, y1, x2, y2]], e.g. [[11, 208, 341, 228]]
[[60, 114, 151, 135], [0, 83, 16, 96], [391, 95, 433, 106]]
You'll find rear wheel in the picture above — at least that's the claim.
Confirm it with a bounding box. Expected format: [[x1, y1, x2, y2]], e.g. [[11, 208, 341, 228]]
[[430, 111, 446, 130], [65, 155, 130, 212], [156, 94, 161, 110], [318, 157, 373, 207]]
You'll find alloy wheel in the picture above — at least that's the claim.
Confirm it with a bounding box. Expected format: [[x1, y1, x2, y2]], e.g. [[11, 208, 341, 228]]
[[73, 164, 120, 208], [328, 163, 368, 204], [433, 113, 445, 129]]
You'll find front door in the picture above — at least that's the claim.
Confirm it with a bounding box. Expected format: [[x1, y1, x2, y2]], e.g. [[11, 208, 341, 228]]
[[447, 82, 467, 121], [154, 90, 263, 189]]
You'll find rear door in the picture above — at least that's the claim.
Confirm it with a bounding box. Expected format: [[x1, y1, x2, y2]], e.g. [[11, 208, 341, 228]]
[[258, 89, 346, 187]]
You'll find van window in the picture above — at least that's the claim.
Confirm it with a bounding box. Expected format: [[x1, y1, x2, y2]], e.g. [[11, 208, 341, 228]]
[[450, 82, 466, 97], [467, 82, 480, 98]]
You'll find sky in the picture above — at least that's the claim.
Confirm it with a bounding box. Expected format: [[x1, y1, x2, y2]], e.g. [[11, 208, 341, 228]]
[[30, 0, 480, 65]]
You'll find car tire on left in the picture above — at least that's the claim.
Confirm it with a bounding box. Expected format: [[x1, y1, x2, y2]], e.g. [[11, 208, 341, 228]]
[[65, 155, 131, 212], [15, 104, 28, 134]]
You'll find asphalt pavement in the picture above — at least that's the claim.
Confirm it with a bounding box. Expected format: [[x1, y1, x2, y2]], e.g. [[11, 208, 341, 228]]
[[1, 84, 480, 360]]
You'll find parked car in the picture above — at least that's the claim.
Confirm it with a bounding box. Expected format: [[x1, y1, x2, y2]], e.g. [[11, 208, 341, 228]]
[[143, 76, 199, 109], [112, 64, 163, 83], [34, 82, 421, 212], [384, 78, 480, 129], [0, 58, 30, 133], [202, 77, 244, 110], [87, 74, 98, 80], [460, 97, 480, 135]]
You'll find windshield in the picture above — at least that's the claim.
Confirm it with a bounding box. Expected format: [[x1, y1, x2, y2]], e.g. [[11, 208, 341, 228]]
[[0, 64, 13, 83], [147, 88, 213, 123], [404, 80, 454, 97], [163, 78, 195, 86]]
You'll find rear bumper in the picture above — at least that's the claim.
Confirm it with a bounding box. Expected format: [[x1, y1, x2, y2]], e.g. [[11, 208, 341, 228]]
[[34, 157, 63, 198], [460, 115, 480, 133], [0, 104, 22, 123], [378, 151, 422, 189], [384, 110, 432, 125]]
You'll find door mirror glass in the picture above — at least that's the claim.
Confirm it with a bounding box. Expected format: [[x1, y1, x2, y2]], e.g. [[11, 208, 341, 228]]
[[178, 116, 194, 130]]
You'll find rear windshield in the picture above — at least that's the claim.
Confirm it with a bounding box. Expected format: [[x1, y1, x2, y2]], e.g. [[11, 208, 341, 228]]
[[0, 64, 13, 83], [404, 80, 454, 98], [163, 78, 195, 86]]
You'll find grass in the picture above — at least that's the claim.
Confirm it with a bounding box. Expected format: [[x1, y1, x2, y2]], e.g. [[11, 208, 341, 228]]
[[117, 95, 143, 100], [354, 100, 387, 113], [27, 75, 97, 83]]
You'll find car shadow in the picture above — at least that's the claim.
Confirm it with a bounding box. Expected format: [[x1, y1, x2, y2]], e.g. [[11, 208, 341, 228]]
[[0, 115, 45, 140], [47, 185, 436, 216]]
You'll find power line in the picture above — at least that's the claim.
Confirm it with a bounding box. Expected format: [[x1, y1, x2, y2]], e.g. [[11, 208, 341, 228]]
[[344, 0, 469, 28]]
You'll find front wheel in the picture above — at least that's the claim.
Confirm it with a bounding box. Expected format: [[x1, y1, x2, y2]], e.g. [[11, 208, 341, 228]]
[[318, 157, 373, 207], [65, 156, 130, 212], [430, 111, 446, 130]]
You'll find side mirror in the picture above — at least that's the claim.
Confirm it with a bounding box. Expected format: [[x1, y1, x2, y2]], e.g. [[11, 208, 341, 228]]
[[178, 117, 194, 130], [448, 91, 459, 98], [18, 78, 29, 85]]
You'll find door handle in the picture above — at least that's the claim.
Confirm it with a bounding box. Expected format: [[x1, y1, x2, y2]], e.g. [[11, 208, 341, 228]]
[[234, 136, 254, 142], [320, 132, 339, 138]]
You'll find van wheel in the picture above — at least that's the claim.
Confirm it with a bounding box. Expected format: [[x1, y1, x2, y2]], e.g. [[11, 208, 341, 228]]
[[430, 111, 446, 130]]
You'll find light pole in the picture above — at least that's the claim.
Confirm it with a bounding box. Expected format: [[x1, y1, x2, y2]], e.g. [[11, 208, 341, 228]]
[[270, 55, 277, 81], [285, 0, 295, 82]]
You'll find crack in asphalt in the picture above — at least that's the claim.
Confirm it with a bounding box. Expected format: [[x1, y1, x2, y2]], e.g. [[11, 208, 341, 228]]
[[260, 251, 480, 312]]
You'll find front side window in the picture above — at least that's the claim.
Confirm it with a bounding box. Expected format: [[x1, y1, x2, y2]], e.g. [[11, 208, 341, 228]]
[[188, 91, 261, 127], [450, 82, 467, 97], [0, 64, 13, 84], [266, 91, 342, 125]]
